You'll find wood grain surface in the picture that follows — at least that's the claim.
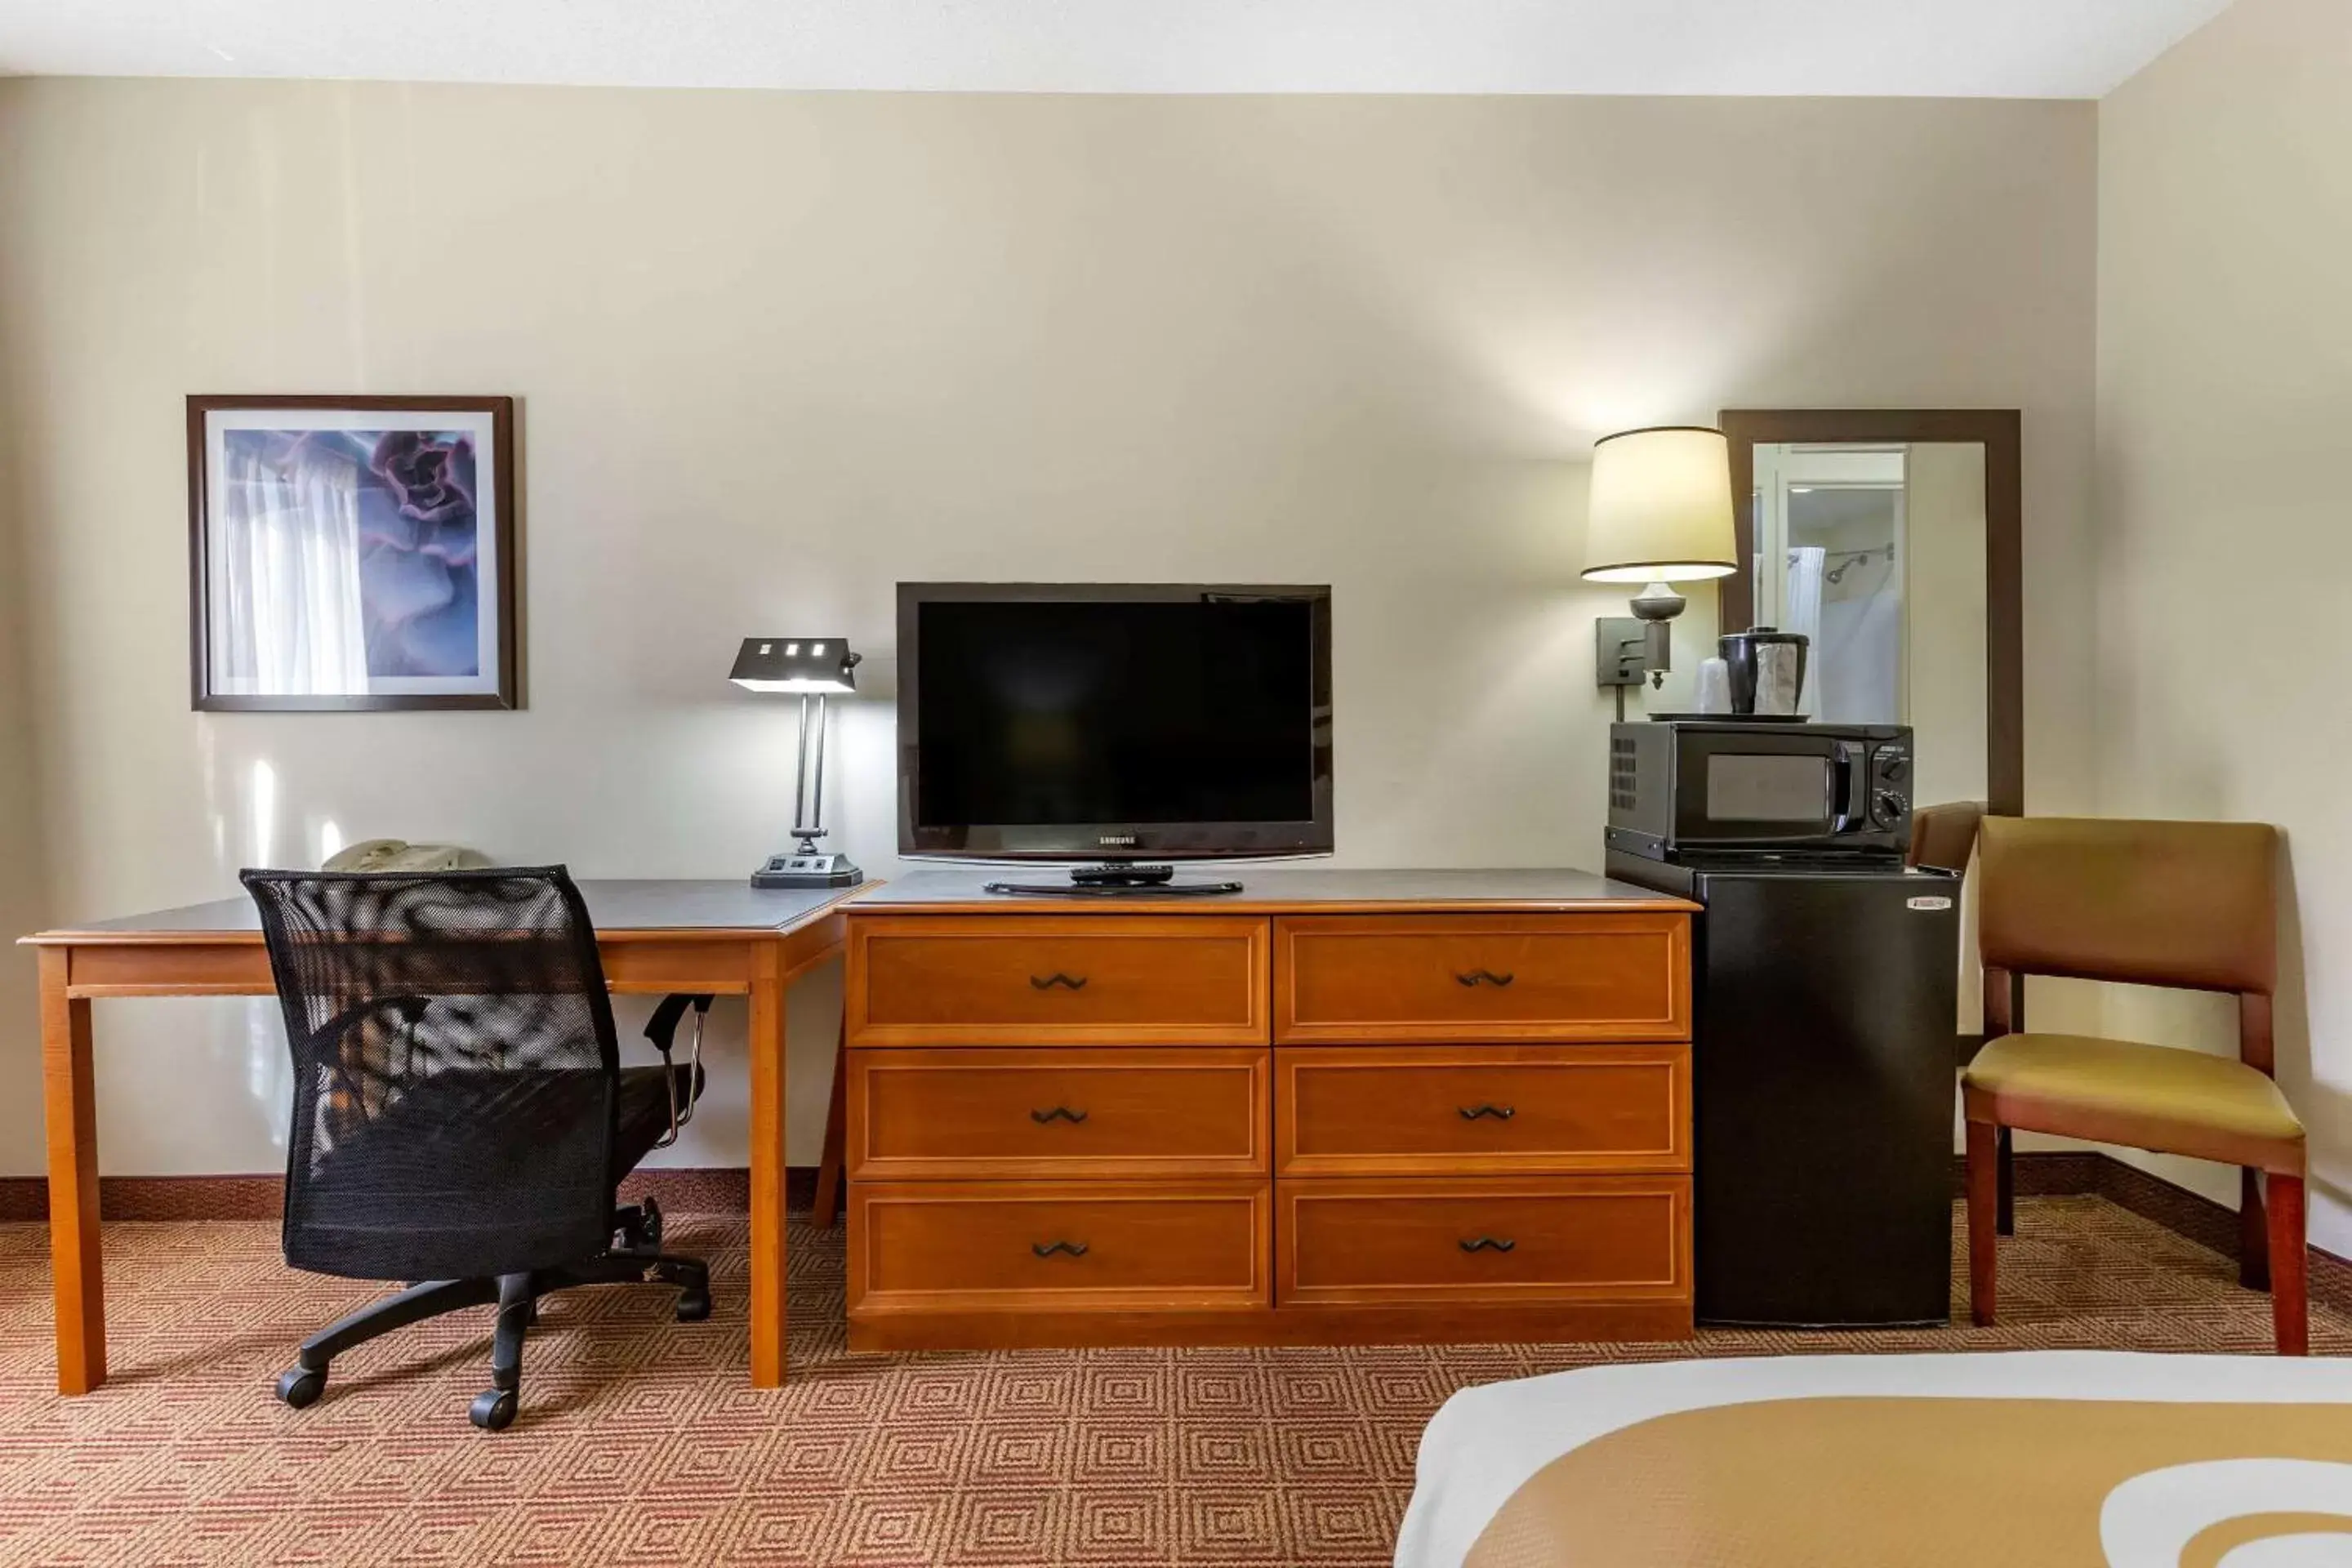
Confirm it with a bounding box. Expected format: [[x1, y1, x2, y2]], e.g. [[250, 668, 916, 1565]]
[[848, 1047, 1269, 1180], [1275, 1045, 1690, 1176], [848, 915, 1268, 1045], [1274, 913, 1690, 1044], [1277, 1174, 1691, 1307], [848, 1179, 1270, 1316]]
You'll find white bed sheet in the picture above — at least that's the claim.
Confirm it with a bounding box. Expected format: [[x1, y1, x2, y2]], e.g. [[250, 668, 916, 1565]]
[[1393, 1352, 2352, 1568]]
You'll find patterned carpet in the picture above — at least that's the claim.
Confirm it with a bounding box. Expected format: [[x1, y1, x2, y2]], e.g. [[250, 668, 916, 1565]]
[[1, 1196, 2343, 1567]]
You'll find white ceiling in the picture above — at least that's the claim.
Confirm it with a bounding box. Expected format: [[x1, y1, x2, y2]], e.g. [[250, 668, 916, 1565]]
[[0, 0, 2229, 98]]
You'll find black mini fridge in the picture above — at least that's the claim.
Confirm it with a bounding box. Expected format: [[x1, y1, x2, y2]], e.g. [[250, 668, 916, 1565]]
[[1608, 852, 1960, 1326]]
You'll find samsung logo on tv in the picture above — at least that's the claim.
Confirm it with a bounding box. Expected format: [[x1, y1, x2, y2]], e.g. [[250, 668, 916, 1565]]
[[1098, 835, 1138, 846]]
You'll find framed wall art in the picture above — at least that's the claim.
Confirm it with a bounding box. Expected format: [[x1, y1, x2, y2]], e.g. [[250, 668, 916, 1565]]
[[187, 394, 519, 710]]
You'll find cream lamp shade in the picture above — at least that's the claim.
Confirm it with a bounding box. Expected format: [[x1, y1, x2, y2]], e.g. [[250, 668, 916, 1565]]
[[1582, 425, 1739, 584]]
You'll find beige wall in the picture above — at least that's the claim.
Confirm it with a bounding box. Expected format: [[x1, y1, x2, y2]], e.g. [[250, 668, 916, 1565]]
[[1901, 443, 1989, 1035], [0, 78, 2099, 1176], [1903, 444, 1990, 813], [0, 324, 46, 1181], [2095, 0, 2352, 1251]]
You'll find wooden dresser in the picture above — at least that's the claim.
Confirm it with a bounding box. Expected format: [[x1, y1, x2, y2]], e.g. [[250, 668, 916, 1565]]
[[840, 868, 1697, 1350]]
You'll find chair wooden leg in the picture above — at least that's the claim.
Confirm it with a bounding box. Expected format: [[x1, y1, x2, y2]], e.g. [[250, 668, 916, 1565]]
[[2267, 1171, 2308, 1356], [1967, 1118, 2001, 1326], [2240, 1166, 2271, 1292], [810, 1018, 849, 1229], [1995, 1125, 2015, 1236]]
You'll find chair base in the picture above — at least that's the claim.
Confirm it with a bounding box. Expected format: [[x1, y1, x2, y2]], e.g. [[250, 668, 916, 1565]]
[[276, 1215, 710, 1428], [1965, 1114, 2308, 1356]]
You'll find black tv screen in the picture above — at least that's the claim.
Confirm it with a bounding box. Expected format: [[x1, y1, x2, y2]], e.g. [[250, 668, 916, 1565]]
[[898, 584, 1333, 861]]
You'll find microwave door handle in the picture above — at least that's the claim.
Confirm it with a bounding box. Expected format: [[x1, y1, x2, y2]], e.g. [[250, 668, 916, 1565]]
[[1830, 745, 1864, 833]]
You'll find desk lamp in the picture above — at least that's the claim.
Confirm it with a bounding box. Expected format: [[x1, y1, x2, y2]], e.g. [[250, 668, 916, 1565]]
[[731, 637, 864, 889], [1584, 425, 1740, 718]]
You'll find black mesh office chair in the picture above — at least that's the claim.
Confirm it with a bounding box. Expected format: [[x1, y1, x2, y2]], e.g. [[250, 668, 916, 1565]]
[[243, 866, 713, 1430]]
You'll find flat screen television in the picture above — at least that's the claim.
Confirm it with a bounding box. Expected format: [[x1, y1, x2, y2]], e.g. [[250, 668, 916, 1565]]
[[898, 582, 1334, 865]]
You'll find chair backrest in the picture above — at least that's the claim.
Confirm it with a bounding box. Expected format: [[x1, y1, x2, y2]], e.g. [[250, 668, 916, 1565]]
[[1909, 800, 1984, 874], [1978, 817, 2278, 1000], [243, 866, 622, 1280]]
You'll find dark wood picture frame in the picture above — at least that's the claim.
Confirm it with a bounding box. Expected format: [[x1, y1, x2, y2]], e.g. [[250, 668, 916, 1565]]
[[1718, 408, 2022, 818], [187, 394, 519, 712]]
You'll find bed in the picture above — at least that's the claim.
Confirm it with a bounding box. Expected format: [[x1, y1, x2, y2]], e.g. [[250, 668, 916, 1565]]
[[1395, 1352, 2352, 1568]]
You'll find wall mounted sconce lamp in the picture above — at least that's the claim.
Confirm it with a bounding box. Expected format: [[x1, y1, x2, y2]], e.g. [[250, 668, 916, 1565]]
[[1583, 425, 1739, 717]]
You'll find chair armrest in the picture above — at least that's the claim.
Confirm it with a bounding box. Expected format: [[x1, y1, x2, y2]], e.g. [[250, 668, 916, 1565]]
[[644, 993, 714, 1146], [644, 993, 714, 1054]]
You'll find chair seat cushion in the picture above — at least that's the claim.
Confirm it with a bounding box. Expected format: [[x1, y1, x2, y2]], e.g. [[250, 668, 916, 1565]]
[[1962, 1033, 2303, 1172], [288, 1062, 702, 1281]]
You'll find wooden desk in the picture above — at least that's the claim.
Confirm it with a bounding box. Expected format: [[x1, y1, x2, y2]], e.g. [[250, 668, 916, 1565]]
[[20, 880, 859, 1396]]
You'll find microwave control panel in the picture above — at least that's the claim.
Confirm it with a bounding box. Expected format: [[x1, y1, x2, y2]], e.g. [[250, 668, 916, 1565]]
[[1869, 741, 1913, 827]]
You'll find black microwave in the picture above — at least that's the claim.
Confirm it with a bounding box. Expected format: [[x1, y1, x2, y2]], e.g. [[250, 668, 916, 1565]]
[[1606, 721, 1913, 863]]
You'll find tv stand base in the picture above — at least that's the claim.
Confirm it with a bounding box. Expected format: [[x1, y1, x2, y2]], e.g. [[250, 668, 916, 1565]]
[[982, 877, 1245, 898], [984, 863, 1244, 897]]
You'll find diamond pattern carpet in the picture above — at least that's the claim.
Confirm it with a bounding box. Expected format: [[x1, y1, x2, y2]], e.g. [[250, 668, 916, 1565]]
[[1, 1196, 2343, 1566]]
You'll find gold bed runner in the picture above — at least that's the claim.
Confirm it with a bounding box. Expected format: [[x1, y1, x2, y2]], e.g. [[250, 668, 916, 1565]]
[[1463, 1396, 2352, 1568]]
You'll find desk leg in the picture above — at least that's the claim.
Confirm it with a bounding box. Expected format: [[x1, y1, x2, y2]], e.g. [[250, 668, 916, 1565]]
[[747, 946, 788, 1387], [39, 947, 106, 1395], [811, 1018, 849, 1228]]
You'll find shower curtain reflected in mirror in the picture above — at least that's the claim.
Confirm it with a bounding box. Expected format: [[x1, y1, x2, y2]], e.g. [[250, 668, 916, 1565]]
[[1810, 542, 1902, 724], [1783, 545, 1826, 716]]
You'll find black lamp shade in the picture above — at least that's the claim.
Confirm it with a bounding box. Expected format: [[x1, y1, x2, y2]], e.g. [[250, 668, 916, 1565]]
[[730, 638, 858, 693]]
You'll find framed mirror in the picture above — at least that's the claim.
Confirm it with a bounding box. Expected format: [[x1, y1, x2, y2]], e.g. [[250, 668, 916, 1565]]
[[1719, 410, 2021, 818]]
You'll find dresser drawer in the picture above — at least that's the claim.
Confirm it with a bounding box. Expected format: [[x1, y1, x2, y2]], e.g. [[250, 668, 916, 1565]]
[[1276, 1176, 1690, 1306], [1273, 914, 1690, 1044], [848, 1180, 1269, 1315], [848, 916, 1268, 1045], [1275, 1045, 1689, 1176], [849, 1048, 1268, 1179]]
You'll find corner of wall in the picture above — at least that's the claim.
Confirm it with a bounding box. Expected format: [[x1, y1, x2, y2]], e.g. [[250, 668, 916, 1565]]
[[0, 74, 60, 1175], [2087, 0, 2352, 1254]]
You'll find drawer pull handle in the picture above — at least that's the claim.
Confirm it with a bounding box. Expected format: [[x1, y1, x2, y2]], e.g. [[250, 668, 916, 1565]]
[[1454, 969, 1516, 987], [1031, 1240, 1090, 1258], [1030, 973, 1089, 991], [1459, 1236, 1517, 1254], [1458, 1103, 1517, 1121], [1030, 1106, 1090, 1125]]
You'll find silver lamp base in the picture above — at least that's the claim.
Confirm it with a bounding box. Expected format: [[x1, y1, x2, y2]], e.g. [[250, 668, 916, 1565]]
[[751, 852, 865, 889]]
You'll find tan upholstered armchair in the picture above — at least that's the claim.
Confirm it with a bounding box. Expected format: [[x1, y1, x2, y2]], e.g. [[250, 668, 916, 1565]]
[[1961, 817, 2305, 1353], [1908, 801, 1984, 874]]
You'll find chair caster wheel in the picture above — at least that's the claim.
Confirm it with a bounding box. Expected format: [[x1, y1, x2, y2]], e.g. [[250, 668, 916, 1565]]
[[276, 1365, 326, 1408], [470, 1388, 517, 1431], [676, 1289, 711, 1323], [640, 1195, 663, 1249]]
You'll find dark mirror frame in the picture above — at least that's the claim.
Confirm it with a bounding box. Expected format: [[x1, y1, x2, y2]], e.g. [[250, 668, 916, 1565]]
[[1718, 408, 2022, 818]]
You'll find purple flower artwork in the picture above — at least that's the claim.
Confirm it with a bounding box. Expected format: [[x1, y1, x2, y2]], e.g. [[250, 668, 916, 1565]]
[[221, 428, 483, 678], [194, 398, 515, 710]]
